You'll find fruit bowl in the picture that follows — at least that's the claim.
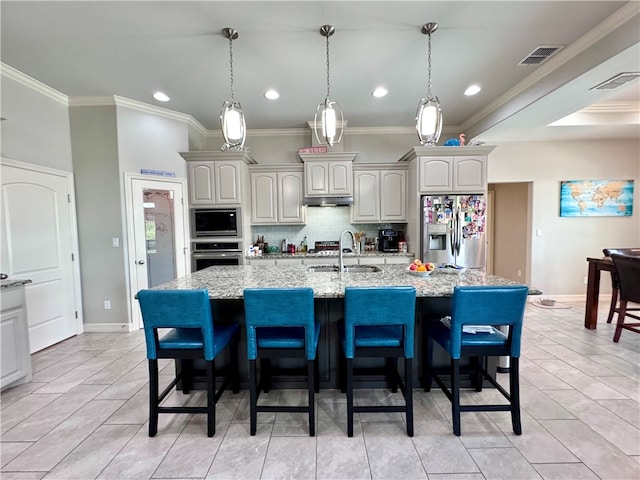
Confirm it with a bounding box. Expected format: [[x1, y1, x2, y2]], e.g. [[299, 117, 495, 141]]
[[406, 266, 432, 277]]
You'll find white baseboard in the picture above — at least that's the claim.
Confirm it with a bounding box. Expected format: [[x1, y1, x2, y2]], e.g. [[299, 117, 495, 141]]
[[528, 294, 615, 304], [83, 323, 133, 333]]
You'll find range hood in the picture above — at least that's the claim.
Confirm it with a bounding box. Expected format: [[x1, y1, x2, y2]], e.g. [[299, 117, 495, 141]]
[[304, 196, 353, 207]]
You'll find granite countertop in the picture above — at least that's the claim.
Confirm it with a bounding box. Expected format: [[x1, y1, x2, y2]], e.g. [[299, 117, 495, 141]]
[[247, 252, 415, 260], [153, 264, 541, 299], [1, 279, 32, 290]]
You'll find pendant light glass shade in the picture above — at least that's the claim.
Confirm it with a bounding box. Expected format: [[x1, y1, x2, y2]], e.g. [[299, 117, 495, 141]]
[[315, 97, 343, 146], [220, 27, 247, 151], [416, 97, 443, 145], [416, 22, 443, 146], [220, 100, 246, 146], [314, 25, 343, 147]]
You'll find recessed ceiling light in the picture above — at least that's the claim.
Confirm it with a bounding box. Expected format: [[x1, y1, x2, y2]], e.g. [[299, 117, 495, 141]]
[[264, 89, 280, 100], [153, 91, 170, 102], [372, 86, 388, 98], [464, 85, 481, 96]]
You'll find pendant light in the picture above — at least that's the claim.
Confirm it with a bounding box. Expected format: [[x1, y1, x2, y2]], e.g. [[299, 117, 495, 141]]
[[314, 25, 344, 147], [220, 27, 247, 151], [416, 22, 443, 146]]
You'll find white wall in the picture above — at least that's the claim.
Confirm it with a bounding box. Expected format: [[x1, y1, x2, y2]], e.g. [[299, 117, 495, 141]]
[[0, 67, 73, 171], [488, 140, 639, 297]]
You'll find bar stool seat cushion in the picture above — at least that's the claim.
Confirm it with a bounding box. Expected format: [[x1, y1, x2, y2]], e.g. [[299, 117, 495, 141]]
[[346, 325, 403, 349], [428, 323, 508, 353], [255, 323, 321, 351], [159, 325, 239, 355]]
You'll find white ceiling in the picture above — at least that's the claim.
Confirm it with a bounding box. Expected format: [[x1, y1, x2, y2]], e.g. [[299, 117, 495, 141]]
[[1, 1, 639, 143]]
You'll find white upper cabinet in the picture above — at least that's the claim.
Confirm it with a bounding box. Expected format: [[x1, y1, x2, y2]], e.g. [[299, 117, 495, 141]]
[[299, 152, 357, 197], [352, 166, 407, 223], [181, 151, 256, 206], [250, 167, 306, 225], [304, 160, 353, 196], [398, 146, 494, 195], [418, 156, 486, 193]]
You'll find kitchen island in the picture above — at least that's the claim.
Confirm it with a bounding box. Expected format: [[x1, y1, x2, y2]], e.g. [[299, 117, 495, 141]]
[[152, 264, 539, 389]]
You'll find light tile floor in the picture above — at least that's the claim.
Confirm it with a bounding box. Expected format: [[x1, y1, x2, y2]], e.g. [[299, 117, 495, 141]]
[[1, 301, 639, 480]]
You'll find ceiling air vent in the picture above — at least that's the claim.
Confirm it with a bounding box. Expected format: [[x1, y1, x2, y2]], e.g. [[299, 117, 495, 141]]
[[518, 45, 564, 66], [590, 72, 640, 91]]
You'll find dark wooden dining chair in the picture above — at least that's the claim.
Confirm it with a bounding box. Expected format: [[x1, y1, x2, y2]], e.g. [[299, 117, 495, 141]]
[[609, 254, 640, 343], [602, 248, 640, 324]]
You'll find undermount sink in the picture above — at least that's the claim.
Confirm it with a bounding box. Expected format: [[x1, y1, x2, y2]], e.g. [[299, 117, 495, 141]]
[[306, 265, 382, 273]]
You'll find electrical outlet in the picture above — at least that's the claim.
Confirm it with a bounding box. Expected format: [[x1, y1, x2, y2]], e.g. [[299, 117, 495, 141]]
[[104, 300, 111, 310], [112, 237, 119, 248], [517, 270, 522, 277], [583, 276, 588, 285]]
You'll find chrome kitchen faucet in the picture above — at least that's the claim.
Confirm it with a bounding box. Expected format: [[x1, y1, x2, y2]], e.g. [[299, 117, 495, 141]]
[[339, 230, 355, 273]]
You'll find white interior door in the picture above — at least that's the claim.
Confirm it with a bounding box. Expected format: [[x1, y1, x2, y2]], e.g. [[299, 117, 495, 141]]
[[1, 161, 82, 352], [125, 174, 189, 330]]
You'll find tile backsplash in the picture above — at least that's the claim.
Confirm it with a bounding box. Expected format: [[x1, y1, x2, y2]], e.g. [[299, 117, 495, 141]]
[[250, 208, 405, 251]]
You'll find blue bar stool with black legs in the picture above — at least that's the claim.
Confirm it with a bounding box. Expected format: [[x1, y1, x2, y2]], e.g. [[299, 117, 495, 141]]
[[341, 286, 416, 437], [137, 289, 240, 437], [243, 287, 320, 436], [424, 285, 528, 436]]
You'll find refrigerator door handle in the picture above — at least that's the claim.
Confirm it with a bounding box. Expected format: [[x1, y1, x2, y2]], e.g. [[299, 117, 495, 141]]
[[449, 217, 455, 256]]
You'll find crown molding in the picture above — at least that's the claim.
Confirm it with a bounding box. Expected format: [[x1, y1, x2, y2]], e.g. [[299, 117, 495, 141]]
[[67, 95, 208, 136], [0, 63, 68, 105]]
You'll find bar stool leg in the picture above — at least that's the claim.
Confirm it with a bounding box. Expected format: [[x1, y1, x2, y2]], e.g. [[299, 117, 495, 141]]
[[249, 359, 258, 436], [405, 357, 414, 437], [308, 359, 316, 436], [346, 358, 354, 437], [451, 358, 461, 436], [148, 359, 159, 437], [206, 360, 215, 437]]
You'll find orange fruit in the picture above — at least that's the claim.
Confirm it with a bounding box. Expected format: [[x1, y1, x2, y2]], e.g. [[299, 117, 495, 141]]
[[417, 265, 427, 272]]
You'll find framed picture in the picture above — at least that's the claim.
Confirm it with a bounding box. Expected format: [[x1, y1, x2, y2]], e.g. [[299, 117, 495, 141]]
[[560, 180, 634, 217]]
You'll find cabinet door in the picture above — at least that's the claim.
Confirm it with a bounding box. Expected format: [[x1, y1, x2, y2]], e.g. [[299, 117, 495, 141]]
[[418, 157, 453, 192], [1, 306, 30, 390], [250, 172, 278, 224], [380, 170, 407, 221], [453, 156, 486, 192], [305, 162, 329, 196], [352, 171, 379, 222], [215, 161, 241, 204], [328, 161, 353, 195], [278, 171, 306, 224], [189, 162, 216, 204]]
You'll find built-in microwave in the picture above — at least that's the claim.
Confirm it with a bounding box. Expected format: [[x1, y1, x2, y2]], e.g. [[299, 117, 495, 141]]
[[191, 207, 241, 238]]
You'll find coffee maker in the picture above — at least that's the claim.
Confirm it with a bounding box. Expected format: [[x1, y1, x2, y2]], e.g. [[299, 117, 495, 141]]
[[378, 229, 403, 252]]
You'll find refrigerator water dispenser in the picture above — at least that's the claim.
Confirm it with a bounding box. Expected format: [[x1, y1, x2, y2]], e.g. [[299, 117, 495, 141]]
[[428, 224, 447, 250]]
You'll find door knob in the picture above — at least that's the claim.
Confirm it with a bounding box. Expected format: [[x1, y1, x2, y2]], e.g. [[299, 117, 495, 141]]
[[136, 260, 145, 265]]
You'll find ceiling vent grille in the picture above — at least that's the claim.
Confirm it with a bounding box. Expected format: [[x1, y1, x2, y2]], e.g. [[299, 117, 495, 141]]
[[590, 72, 640, 91], [518, 45, 564, 66]]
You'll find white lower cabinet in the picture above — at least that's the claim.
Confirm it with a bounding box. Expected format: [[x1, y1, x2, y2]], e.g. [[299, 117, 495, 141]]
[[276, 258, 304, 266], [358, 256, 385, 265], [385, 256, 412, 265], [1, 285, 32, 391]]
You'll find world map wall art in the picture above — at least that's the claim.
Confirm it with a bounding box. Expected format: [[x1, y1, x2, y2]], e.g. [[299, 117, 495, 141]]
[[560, 179, 634, 217]]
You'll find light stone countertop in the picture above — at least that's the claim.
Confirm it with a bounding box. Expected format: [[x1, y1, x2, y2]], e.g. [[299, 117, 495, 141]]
[[152, 264, 541, 299]]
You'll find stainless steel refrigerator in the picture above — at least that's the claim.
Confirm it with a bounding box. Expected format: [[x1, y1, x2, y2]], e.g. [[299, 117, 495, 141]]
[[421, 194, 486, 268]]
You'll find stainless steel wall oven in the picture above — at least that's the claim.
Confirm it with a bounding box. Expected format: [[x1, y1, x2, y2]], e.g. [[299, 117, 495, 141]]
[[191, 241, 243, 271]]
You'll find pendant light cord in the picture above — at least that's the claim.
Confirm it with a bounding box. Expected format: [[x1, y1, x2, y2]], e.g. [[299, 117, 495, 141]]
[[426, 32, 432, 98], [228, 36, 235, 102], [325, 34, 331, 99]]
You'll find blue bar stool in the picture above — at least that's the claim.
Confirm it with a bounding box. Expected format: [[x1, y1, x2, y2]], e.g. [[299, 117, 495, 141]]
[[424, 285, 528, 436], [137, 289, 240, 437], [243, 287, 320, 436], [342, 286, 417, 437]]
